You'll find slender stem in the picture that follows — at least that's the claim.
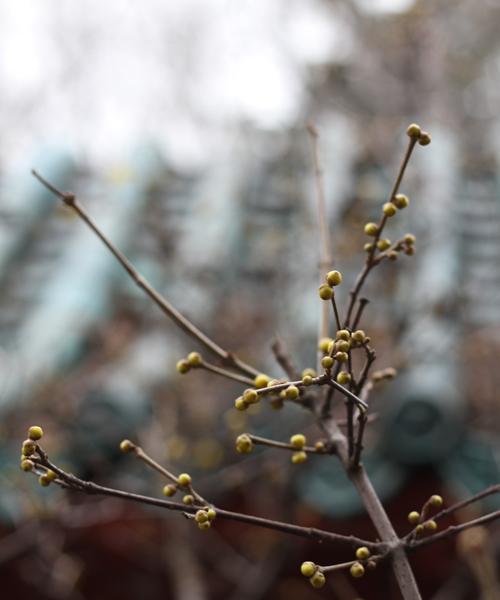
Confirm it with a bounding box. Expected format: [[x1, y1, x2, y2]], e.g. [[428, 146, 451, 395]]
[[352, 298, 369, 331], [328, 378, 368, 410], [331, 294, 342, 332], [351, 410, 368, 467], [31, 170, 259, 379], [248, 434, 329, 454], [271, 337, 300, 380], [198, 361, 256, 386]]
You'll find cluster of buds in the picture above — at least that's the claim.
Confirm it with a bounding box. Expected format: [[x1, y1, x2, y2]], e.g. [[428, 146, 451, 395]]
[[193, 507, 217, 531], [290, 434, 307, 464], [408, 494, 443, 535], [318, 269, 343, 301], [300, 561, 326, 589], [20, 426, 58, 487], [176, 351, 203, 374], [406, 123, 431, 146]]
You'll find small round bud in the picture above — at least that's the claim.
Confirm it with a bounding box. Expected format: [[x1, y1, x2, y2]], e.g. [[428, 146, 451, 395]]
[[45, 469, 57, 482], [408, 511, 420, 525], [198, 520, 211, 531], [163, 484, 177, 497], [291, 451, 307, 465], [377, 238, 391, 251], [290, 434, 306, 449], [267, 379, 282, 388], [326, 270, 343, 286], [318, 337, 333, 353], [302, 368, 317, 378], [404, 246, 415, 256], [407, 123, 421, 138], [302, 375, 313, 386], [429, 494, 443, 508], [326, 340, 335, 354], [356, 547, 371, 560], [22, 440, 37, 456], [187, 352, 202, 366], [424, 519, 437, 532], [285, 385, 300, 400], [120, 439, 134, 453], [367, 560, 377, 570], [352, 330, 366, 343], [350, 562, 365, 578], [236, 434, 253, 454], [334, 351, 348, 363], [394, 193, 409, 209], [176, 359, 190, 374], [364, 242, 374, 252], [415, 524, 424, 535], [404, 233, 416, 245], [364, 222, 379, 236], [383, 203, 396, 217], [336, 340, 350, 353], [207, 508, 217, 521], [243, 389, 259, 404], [183, 494, 194, 505], [300, 561, 317, 577], [20, 459, 34, 472], [39, 474, 51, 487], [195, 510, 209, 523], [336, 371, 351, 385], [418, 131, 431, 146], [28, 426, 44, 441], [309, 571, 326, 589], [388, 250, 398, 261], [178, 473, 192, 487], [254, 374, 271, 389], [336, 329, 350, 341], [315, 441, 326, 452], [234, 396, 248, 411], [318, 284, 333, 301], [383, 367, 397, 379], [321, 356, 334, 369]]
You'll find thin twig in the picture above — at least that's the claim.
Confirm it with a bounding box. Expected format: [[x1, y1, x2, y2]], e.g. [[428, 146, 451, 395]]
[[198, 361, 256, 386], [247, 434, 330, 455], [31, 170, 259, 379]]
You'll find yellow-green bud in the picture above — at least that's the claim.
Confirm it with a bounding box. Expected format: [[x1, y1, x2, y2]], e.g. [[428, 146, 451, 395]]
[[405, 246, 415, 256], [207, 508, 217, 521], [254, 374, 271, 389], [163, 484, 177, 497], [243, 389, 259, 404], [415, 524, 424, 535], [285, 385, 300, 400], [176, 359, 190, 374], [407, 123, 421, 138], [120, 439, 134, 453], [236, 434, 253, 454], [20, 459, 34, 472], [187, 352, 202, 366], [383, 367, 397, 379], [352, 330, 366, 343], [336, 371, 351, 385], [300, 561, 317, 577], [45, 469, 57, 482], [424, 519, 437, 532], [198, 520, 211, 531], [350, 562, 365, 578], [318, 337, 333, 352], [28, 426, 44, 441], [234, 396, 248, 411], [315, 441, 326, 452], [178, 473, 192, 487], [22, 440, 36, 456], [418, 131, 431, 146], [302, 368, 317, 378], [383, 203, 396, 217], [326, 340, 335, 354], [326, 270, 342, 286], [356, 547, 371, 560], [429, 494, 443, 509], [195, 510, 209, 523], [394, 193, 409, 209], [388, 251, 398, 261], [183, 494, 194, 505], [39, 474, 51, 487], [318, 284, 333, 301], [364, 222, 378, 236], [290, 434, 306, 449], [408, 511, 420, 525], [301, 375, 313, 386], [377, 238, 391, 251], [336, 340, 350, 353], [336, 329, 350, 341], [309, 571, 326, 589], [364, 242, 374, 252], [404, 233, 416, 245], [321, 356, 334, 369], [334, 351, 348, 363], [291, 451, 307, 465]]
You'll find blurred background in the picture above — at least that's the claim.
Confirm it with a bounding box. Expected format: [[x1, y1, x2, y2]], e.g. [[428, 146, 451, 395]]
[[1, 0, 500, 598]]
